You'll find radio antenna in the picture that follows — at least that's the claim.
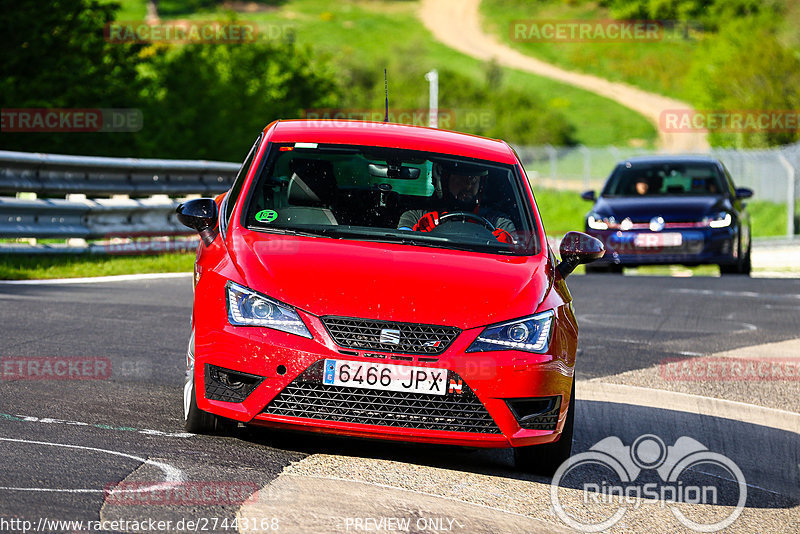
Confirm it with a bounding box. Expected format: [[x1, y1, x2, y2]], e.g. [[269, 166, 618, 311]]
[[384, 69, 389, 122]]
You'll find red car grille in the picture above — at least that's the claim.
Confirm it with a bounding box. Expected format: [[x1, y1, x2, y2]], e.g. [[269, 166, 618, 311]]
[[262, 361, 500, 434], [321, 316, 460, 355]]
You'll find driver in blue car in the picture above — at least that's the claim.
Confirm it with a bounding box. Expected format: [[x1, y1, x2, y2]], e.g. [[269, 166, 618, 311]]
[[397, 162, 515, 243]]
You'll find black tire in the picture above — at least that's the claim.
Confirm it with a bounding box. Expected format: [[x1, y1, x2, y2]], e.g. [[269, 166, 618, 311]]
[[184, 383, 221, 434], [738, 245, 752, 276], [514, 380, 575, 477], [720, 238, 751, 276]]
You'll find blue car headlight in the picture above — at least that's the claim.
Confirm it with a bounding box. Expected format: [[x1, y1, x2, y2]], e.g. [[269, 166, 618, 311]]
[[587, 212, 614, 230], [466, 310, 554, 353], [705, 211, 732, 228], [226, 281, 312, 338]]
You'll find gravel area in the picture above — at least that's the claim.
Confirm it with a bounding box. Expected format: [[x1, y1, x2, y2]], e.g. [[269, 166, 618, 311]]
[[255, 455, 799, 533]]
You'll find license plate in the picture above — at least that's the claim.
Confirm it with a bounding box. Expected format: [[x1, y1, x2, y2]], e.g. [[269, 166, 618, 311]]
[[634, 232, 682, 248], [322, 359, 448, 396]]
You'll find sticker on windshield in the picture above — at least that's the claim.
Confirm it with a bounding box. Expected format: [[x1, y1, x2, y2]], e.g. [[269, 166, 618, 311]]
[[255, 209, 278, 223]]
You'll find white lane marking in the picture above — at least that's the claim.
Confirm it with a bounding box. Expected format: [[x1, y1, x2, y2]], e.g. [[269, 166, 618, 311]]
[[0, 413, 194, 438], [579, 314, 758, 335], [0, 272, 192, 285], [763, 304, 800, 311], [669, 288, 800, 300], [0, 436, 185, 494]]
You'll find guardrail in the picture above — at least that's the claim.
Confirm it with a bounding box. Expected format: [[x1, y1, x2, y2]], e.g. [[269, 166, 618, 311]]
[[0, 149, 240, 254], [0, 197, 190, 239], [0, 150, 239, 196]]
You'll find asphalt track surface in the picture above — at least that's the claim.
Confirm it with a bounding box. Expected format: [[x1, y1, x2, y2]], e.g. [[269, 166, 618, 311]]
[[0, 274, 798, 533]]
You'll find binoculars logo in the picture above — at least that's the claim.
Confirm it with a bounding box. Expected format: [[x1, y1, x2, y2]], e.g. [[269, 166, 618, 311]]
[[550, 434, 747, 532]]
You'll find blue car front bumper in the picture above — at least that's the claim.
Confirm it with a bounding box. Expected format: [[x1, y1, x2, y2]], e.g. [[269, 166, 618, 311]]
[[586, 227, 739, 266]]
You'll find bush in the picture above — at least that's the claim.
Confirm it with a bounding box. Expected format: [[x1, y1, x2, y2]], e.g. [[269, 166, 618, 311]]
[[686, 16, 800, 148], [137, 38, 340, 160], [0, 0, 147, 156]]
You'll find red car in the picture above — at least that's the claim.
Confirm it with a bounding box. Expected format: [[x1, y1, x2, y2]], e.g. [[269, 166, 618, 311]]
[[178, 120, 603, 474]]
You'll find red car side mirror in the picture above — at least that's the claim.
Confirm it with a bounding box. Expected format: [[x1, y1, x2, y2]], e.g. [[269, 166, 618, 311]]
[[558, 231, 605, 278]]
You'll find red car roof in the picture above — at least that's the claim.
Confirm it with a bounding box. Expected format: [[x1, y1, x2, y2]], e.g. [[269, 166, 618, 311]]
[[264, 120, 518, 164]]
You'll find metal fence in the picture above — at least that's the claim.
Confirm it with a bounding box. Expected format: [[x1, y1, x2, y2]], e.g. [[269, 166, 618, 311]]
[[514, 142, 799, 236], [0, 150, 239, 254]]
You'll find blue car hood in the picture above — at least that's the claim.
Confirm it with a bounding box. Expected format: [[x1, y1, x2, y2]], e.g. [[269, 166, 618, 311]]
[[592, 195, 729, 221]]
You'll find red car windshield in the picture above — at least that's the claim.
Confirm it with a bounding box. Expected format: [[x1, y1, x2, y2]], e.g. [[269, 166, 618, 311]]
[[243, 143, 538, 255]]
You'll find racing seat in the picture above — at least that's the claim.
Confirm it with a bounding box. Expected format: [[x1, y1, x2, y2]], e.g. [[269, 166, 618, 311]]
[[276, 158, 339, 225]]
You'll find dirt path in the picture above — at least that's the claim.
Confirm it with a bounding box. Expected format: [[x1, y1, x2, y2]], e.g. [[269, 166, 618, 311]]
[[419, 0, 709, 152]]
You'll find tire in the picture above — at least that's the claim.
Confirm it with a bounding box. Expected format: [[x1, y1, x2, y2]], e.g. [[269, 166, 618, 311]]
[[183, 329, 231, 434], [184, 382, 222, 434], [514, 380, 575, 477], [738, 244, 752, 276], [720, 238, 751, 276]]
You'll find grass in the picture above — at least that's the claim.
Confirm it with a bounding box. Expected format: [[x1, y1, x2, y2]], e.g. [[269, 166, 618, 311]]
[[0, 253, 194, 280], [111, 0, 656, 147], [480, 0, 700, 101], [110, 0, 148, 20], [532, 189, 790, 238]]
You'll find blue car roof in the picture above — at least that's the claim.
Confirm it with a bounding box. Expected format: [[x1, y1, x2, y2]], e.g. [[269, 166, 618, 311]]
[[618, 155, 722, 165]]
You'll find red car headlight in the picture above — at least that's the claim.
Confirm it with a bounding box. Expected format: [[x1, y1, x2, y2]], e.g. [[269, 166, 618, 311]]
[[225, 281, 312, 338], [466, 310, 554, 353]]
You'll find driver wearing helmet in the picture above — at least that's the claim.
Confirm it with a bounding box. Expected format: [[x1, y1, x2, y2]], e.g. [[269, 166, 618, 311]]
[[397, 161, 515, 243]]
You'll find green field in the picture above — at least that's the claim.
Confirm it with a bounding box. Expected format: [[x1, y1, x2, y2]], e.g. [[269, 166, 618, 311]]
[[110, 0, 656, 147], [480, 0, 702, 101], [0, 253, 194, 280]]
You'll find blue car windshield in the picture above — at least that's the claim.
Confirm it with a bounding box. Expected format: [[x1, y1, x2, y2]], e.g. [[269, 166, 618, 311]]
[[243, 143, 538, 255], [603, 163, 727, 197]]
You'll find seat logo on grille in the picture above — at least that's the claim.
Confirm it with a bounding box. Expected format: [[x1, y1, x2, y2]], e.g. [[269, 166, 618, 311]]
[[379, 328, 401, 345]]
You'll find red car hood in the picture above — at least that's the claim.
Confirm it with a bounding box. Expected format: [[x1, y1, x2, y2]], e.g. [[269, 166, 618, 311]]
[[231, 231, 551, 330]]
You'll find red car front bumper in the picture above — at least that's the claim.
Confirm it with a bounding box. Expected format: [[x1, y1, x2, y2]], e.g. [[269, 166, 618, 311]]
[[193, 276, 576, 449]]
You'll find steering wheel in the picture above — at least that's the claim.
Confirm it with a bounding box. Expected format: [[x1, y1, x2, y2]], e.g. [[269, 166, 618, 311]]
[[437, 211, 496, 231]]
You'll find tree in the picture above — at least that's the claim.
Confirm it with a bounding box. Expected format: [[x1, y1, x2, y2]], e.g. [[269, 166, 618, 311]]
[[0, 0, 147, 156], [687, 16, 800, 147], [138, 39, 340, 160]]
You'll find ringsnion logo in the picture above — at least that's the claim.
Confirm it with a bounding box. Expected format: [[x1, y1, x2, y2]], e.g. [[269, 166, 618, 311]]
[[550, 434, 746, 532]]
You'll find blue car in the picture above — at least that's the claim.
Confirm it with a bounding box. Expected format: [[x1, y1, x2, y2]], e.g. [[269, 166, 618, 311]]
[[581, 155, 753, 275]]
